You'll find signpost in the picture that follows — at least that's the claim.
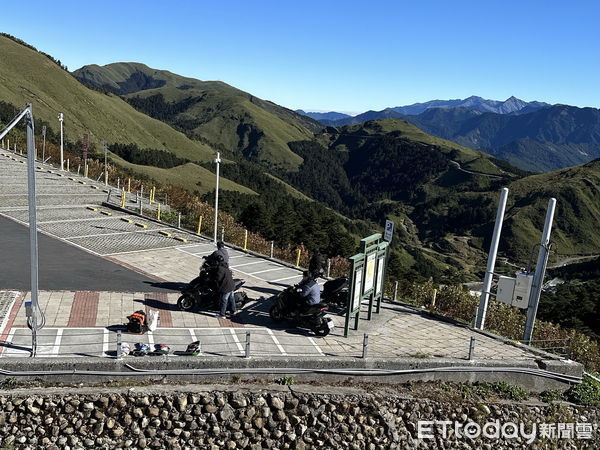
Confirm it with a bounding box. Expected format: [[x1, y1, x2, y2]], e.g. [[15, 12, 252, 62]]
[[344, 232, 390, 336], [384, 219, 394, 242]]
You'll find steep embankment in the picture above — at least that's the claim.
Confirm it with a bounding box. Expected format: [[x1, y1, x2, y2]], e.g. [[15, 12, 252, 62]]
[[0, 35, 214, 163], [73, 62, 322, 170]]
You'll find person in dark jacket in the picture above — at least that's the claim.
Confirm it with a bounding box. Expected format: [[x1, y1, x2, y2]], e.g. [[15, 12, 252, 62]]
[[213, 241, 229, 265], [215, 259, 236, 318]]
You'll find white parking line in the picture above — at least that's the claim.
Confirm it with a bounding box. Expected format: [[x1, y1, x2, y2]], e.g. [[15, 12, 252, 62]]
[[248, 267, 288, 275], [229, 329, 244, 355], [230, 261, 265, 268], [65, 227, 176, 240], [270, 275, 302, 283], [39, 215, 120, 225], [308, 337, 325, 356], [267, 329, 287, 355], [52, 328, 63, 356]]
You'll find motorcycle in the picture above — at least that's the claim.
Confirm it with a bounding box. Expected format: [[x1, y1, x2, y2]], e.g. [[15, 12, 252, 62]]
[[269, 286, 335, 336], [178, 256, 248, 312], [321, 277, 348, 308]]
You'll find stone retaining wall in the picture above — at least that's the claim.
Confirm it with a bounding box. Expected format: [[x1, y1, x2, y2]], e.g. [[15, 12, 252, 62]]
[[0, 384, 598, 449]]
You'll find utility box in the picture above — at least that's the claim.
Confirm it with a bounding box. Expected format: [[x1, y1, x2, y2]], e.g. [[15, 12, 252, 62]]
[[495, 273, 533, 309], [496, 276, 516, 305], [513, 272, 534, 309]]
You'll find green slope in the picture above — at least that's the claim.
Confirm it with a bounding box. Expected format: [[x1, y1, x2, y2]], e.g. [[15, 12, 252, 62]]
[[109, 155, 256, 196], [0, 35, 214, 162], [73, 62, 321, 171]]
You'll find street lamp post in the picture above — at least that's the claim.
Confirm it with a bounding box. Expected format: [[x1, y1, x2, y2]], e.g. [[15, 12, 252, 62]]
[[213, 152, 221, 243], [102, 140, 108, 185], [57, 113, 64, 171]]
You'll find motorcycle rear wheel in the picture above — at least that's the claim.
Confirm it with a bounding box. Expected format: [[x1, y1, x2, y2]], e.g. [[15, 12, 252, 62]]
[[313, 322, 330, 337], [269, 305, 284, 322], [177, 295, 195, 311]]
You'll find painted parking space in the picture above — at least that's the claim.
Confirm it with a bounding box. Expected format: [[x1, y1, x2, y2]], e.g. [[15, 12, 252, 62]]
[[0, 327, 330, 358]]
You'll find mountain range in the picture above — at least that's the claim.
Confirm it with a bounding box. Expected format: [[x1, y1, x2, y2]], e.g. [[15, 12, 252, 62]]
[[298, 97, 600, 173], [2, 33, 600, 282]]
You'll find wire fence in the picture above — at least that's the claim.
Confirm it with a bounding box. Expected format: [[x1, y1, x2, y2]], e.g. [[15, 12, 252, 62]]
[[0, 327, 543, 361]]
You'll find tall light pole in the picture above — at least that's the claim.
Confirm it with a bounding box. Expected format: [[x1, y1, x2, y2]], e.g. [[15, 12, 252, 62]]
[[102, 140, 108, 185], [57, 113, 64, 171], [41, 125, 46, 162], [0, 103, 43, 355], [213, 152, 221, 243]]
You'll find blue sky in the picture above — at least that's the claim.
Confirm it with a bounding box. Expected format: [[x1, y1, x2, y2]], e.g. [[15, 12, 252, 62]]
[[1, 0, 599, 114]]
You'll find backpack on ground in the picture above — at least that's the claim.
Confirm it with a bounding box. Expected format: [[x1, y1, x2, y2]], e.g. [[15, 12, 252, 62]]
[[127, 310, 148, 334]]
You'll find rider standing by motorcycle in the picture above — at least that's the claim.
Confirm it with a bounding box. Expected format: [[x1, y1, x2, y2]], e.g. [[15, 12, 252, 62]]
[[215, 255, 236, 318]]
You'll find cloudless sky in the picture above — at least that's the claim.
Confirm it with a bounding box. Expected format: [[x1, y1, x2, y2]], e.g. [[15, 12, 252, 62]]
[[1, 0, 599, 113]]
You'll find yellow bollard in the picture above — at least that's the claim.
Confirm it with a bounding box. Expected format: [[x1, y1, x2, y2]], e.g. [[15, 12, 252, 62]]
[[157, 203, 161, 221], [120, 188, 126, 208], [295, 248, 301, 268], [244, 229, 248, 251], [127, 178, 131, 193], [197, 215, 203, 235], [429, 289, 438, 312]]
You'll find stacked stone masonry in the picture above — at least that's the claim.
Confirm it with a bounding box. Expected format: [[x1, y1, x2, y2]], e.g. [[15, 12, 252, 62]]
[[0, 385, 598, 449]]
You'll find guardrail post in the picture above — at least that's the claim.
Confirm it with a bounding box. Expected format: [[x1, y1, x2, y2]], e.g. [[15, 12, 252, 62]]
[[245, 332, 251, 358], [362, 333, 369, 359], [178, 213, 181, 229], [270, 241, 274, 258], [468, 337, 476, 360], [393, 281, 398, 301], [116, 330, 122, 359], [197, 215, 203, 235]]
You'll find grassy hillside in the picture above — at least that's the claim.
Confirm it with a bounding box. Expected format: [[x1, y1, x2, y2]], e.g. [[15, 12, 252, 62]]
[[73, 62, 321, 170], [0, 35, 214, 162], [108, 155, 256, 196]]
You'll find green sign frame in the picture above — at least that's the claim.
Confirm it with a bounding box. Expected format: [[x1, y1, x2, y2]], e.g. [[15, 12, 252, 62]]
[[344, 233, 390, 337]]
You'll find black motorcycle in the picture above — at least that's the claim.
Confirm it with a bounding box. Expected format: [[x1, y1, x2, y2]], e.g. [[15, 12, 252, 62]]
[[178, 256, 248, 312], [269, 286, 334, 336], [321, 277, 348, 308]]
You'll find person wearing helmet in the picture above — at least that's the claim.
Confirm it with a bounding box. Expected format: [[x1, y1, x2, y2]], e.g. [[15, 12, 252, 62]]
[[209, 241, 229, 265], [215, 256, 236, 318]]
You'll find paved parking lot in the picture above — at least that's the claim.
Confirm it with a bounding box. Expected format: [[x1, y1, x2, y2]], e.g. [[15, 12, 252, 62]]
[[0, 149, 553, 365]]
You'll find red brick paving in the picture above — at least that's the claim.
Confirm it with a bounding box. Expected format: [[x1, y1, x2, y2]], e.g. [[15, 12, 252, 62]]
[[144, 293, 173, 327], [67, 291, 99, 327]]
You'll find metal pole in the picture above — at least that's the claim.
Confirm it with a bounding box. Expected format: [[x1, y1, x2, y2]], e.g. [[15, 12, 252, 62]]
[[523, 198, 556, 345], [221, 226, 224, 242], [475, 187, 509, 329], [362, 334, 369, 359], [58, 113, 64, 171], [245, 332, 251, 358], [213, 152, 221, 243], [140, 186, 144, 215], [26, 105, 41, 355], [178, 213, 181, 229], [41, 125, 46, 162], [103, 141, 108, 185], [116, 331, 122, 359], [270, 241, 274, 258], [393, 281, 398, 301], [468, 337, 476, 360], [326, 259, 331, 278]]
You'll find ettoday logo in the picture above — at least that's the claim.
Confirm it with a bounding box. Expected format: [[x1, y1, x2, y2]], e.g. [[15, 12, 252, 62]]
[[417, 420, 595, 443]]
